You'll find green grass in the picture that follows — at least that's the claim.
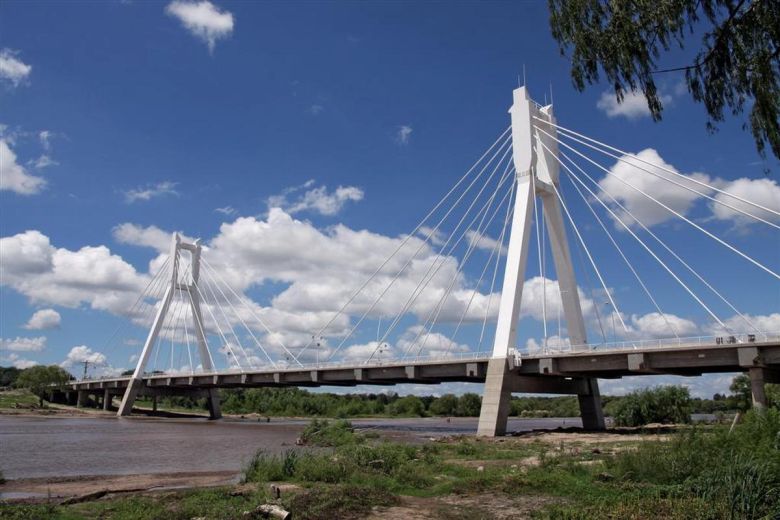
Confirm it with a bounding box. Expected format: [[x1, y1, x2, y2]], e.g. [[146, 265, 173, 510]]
[[299, 419, 365, 446], [0, 389, 42, 409]]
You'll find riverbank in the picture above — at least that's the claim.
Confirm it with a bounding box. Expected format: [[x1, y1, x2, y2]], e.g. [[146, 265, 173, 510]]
[[4, 413, 778, 519], [0, 426, 677, 518]]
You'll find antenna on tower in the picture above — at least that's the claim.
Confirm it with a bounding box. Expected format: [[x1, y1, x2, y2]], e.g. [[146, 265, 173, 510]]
[[523, 64, 527, 86], [550, 82, 554, 105]]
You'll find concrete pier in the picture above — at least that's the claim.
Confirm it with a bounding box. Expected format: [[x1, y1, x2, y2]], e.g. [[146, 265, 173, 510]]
[[476, 358, 512, 436]]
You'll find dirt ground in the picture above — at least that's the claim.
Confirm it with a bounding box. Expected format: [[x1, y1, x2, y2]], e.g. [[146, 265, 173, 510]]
[[367, 493, 562, 520], [1, 471, 238, 500]]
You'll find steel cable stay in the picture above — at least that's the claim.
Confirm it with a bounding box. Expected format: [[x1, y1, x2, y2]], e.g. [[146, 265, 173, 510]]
[[544, 161, 632, 339], [531, 175, 553, 350], [477, 199, 512, 354], [557, 153, 745, 335], [553, 127, 780, 230], [557, 147, 760, 335], [175, 279, 195, 374], [183, 276, 217, 370], [151, 262, 190, 375], [536, 126, 780, 281], [537, 139, 681, 341], [533, 116, 780, 222], [366, 158, 517, 362], [295, 127, 512, 360], [197, 267, 258, 370], [191, 275, 245, 372], [373, 155, 515, 358], [101, 256, 173, 369], [335, 144, 516, 363], [447, 179, 517, 353], [198, 261, 279, 368], [200, 257, 300, 366], [403, 166, 517, 358], [410, 173, 518, 359]]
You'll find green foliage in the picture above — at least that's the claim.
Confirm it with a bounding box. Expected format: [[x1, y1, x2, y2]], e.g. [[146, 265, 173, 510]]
[[0, 366, 21, 387], [428, 393, 458, 416], [0, 389, 42, 409], [387, 395, 426, 416], [243, 449, 299, 483], [612, 385, 693, 426], [549, 0, 780, 161], [510, 395, 580, 417], [300, 419, 363, 447], [607, 409, 780, 518], [14, 365, 72, 406], [729, 373, 753, 411], [455, 393, 482, 416]]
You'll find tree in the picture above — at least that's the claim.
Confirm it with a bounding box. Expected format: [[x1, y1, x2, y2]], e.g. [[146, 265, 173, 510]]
[[549, 0, 780, 161], [14, 365, 72, 407], [729, 373, 752, 411], [388, 395, 426, 417], [456, 393, 482, 417], [612, 385, 692, 426], [0, 366, 21, 387], [429, 394, 459, 416]]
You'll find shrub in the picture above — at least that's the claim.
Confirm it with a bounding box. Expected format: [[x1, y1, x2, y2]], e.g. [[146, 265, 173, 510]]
[[300, 419, 362, 447], [612, 385, 692, 427], [243, 449, 298, 482], [607, 410, 780, 518], [387, 395, 425, 416]]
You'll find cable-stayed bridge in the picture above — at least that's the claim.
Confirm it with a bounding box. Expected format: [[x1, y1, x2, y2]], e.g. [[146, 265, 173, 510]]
[[60, 86, 780, 436]]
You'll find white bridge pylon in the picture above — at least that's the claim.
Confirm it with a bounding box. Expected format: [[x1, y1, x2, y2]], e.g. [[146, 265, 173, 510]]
[[117, 235, 222, 418], [477, 86, 604, 435]]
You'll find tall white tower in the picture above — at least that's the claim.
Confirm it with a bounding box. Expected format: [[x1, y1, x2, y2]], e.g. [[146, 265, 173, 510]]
[[117, 234, 221, 419], [476, 87, 605, 436]]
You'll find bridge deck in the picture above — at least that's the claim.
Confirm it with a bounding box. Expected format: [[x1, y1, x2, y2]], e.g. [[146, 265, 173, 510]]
[[68, 340, 780, 394]]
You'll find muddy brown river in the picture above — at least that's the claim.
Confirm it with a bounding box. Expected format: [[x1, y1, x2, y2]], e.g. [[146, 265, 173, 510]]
[[0, 415, 585, 480]]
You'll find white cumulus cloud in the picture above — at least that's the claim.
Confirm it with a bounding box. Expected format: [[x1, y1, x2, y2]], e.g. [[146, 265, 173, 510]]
[[123, 181, 178, 203], [62, 345, 107, 368], [1, 336, 46, 352], [598, 148, 713, 227], [596, 90, 672, 120], [396, 125, 413, 145], [267, 181, 364, 216], [710, 177, 780, 226], [0, 48, 31, 87], [166, 0, 234, 53], [0, 139, 46, 195], [24, 309, 61, 330]]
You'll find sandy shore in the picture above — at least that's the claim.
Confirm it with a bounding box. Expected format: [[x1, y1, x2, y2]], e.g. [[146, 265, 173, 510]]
[[1, 471, 239, 501]]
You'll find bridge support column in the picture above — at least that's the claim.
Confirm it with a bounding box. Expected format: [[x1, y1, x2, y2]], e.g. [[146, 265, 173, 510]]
[[477, 358, 512, 437], [117, 378, 143, 416], [76, 390, 89, 408], [749, 367, 767, 411], [577, 378, 605, 430], [206, 389, 222, 420], [103, 389, 112, 411]]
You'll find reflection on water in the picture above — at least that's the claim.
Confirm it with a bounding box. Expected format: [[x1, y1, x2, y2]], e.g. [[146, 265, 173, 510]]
[[0, 415, 584, 479]]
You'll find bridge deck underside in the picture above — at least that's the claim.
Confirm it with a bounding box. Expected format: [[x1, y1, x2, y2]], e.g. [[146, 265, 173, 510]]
[[69, 342, 780, 395]]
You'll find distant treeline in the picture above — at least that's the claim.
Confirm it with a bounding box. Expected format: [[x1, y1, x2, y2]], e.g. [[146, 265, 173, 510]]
[[147, 384, 753, 418]]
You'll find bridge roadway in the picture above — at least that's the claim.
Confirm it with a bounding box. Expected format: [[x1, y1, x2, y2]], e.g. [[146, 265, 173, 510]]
[[59, 337, 780, 414]]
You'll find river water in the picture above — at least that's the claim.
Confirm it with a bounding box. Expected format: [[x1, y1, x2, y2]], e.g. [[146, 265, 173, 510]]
[[0, 415, 585, 480]]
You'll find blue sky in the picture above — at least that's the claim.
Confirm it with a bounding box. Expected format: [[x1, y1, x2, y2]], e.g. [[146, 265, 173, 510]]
[[1, 1, 778, 398]]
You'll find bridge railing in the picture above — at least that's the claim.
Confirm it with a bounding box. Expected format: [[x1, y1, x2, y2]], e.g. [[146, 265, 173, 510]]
[[76, 332, 780, 383], [518, 332, 780, 356]]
